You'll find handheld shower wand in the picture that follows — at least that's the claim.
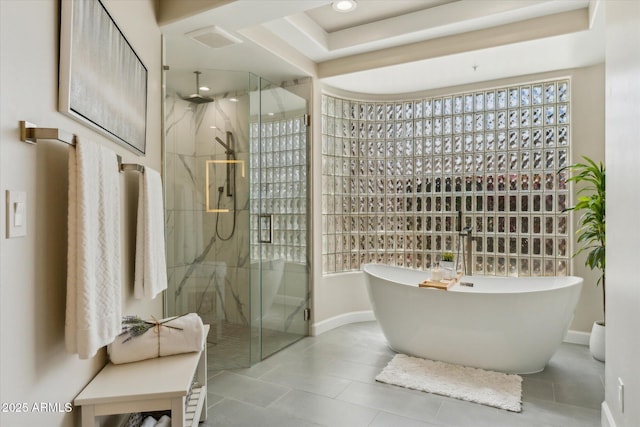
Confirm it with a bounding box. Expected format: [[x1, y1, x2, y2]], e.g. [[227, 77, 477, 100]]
[[213, 131, 237, 241]]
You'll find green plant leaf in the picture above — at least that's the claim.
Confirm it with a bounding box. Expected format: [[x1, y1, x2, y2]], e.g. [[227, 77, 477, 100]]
[[560, 155, 605, 318]]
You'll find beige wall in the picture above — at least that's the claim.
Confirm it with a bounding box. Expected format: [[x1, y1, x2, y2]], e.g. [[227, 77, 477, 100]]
[[313, 64, 606, 334], [157, 0, 235, 26], [0, 1, 163, 426], [604, 2, 640, 426]]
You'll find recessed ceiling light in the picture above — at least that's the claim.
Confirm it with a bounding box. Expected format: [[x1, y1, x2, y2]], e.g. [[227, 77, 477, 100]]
[[229, 97, 238, 102], [267, 112, 274, 116], [210, 125, 217, 129], [332, 0, 357, 12], [199, 86, 210, 91]]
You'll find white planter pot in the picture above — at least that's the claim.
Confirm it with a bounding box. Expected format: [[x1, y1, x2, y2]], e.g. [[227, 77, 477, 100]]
[[589, 321, 605, 362], [440, 261, 456, 279]]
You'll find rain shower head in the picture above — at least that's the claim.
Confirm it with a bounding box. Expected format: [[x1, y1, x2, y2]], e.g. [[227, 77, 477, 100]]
[[184, 93, 214, 104], [183, 71, 213, 104]]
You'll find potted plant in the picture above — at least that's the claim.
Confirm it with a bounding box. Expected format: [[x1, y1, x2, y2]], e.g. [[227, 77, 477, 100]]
[[440, 251, 456, 279], [561, 156, 605, 361]]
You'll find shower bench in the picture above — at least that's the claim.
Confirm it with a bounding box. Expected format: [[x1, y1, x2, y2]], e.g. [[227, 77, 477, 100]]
[[74, 325, 209, 427]]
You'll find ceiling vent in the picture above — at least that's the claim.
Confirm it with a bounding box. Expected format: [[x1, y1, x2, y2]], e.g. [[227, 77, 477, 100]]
[[186, 25, 243, 49]]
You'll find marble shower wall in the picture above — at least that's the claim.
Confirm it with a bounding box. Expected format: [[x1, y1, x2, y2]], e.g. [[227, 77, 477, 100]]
[[165, 92, 251, 328]]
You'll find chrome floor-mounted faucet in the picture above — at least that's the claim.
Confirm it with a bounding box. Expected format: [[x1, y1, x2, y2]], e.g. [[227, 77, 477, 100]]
[[460, 226, 474, 276]]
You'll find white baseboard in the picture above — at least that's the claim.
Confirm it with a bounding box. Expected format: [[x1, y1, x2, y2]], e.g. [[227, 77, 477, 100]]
[[602, 401, 616, 427], [563, 329, 590, 346], [311, 310, 375, 336]]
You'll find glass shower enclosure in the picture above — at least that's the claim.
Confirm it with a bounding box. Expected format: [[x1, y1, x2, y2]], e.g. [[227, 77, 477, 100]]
[[163, 69, 309, 370]]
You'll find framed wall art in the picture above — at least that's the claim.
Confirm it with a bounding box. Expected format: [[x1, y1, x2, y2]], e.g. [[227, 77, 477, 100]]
[[59, 0, 147, 155]]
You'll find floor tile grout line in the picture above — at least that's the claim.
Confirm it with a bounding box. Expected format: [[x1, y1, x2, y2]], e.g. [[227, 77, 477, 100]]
[[256, 367, 356, 400], [332, 377, 448, 425], [207, 369, 294, 407], [525, 395, 603, 414], [251, 362, 283, 380], [264, 387, 294, 409], [218, 367, 288, 386], [207, 369, 224, 382]]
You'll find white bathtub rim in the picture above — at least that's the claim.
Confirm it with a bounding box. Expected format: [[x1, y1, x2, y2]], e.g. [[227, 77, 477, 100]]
[[362, 263, 583, 294], [312, 310, 591, 346]]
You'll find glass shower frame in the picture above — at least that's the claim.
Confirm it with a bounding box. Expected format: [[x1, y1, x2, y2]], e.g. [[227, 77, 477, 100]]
[[163, 68, 309, 371], [250, 78, 310, 363]]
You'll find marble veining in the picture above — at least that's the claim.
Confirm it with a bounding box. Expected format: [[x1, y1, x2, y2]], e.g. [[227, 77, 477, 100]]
[[166, 92, 251, 329], [165, 76, 310, 369]]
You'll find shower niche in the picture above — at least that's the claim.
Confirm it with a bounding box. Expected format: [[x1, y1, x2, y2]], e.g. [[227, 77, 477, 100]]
[[164, 69, 310, 370]]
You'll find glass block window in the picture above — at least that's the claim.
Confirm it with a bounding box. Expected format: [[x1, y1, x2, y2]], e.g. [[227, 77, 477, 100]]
[[321, 79, 570, 276], [250, 116, 308, 263]]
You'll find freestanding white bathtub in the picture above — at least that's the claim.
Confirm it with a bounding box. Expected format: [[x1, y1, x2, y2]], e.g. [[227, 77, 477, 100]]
[[363, 263, 583, 374]]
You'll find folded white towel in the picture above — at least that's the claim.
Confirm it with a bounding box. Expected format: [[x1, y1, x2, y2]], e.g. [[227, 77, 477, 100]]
[[108, 313, 205, 364], [65, 138, 122, 359], [154, 415, 171, 427], [140, 416, 157, 427], [134, 167, 168, 300]]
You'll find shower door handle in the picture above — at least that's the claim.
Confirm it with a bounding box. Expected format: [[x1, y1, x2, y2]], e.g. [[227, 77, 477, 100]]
[[259, 214, 273, 244]]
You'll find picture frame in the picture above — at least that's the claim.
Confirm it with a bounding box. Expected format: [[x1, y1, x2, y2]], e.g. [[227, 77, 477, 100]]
[[59, 0, 147, 155]]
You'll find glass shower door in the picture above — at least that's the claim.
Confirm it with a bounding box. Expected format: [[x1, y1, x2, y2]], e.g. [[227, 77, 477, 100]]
[[165, 67, 308, 370], [165, 69, 258, 371], [250, 79, 309, 361]]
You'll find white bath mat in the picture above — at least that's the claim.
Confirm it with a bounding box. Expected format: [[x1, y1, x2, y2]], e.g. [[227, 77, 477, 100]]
[[376, 354, 522, 412]]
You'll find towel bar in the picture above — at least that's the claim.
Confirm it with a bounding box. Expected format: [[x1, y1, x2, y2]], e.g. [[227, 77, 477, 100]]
[[120, 162, 145, 174], [20, 121, 76, 145], [116, 155, 144, 174], [20, 120, 144, 174]]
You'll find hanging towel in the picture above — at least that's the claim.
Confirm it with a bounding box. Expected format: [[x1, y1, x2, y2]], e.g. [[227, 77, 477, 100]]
[[134, 167, 168, 299], [65, 138, 122, 359]]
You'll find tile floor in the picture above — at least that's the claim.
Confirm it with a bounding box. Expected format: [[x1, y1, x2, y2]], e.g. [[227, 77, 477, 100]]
[[206, 322, 301, 372], [202, 321, 604, 427]]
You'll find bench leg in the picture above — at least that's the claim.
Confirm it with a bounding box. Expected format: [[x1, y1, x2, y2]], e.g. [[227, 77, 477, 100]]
[[171, 396, 185, 427], [80, 405, 96, 427]]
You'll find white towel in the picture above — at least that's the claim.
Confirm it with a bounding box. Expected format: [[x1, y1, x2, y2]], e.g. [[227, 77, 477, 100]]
[[140, 416, 157, 427], [108, 313, 205, 364], [65, 138, 122, 359], [154, 415, 171, 427], [134, 167, 168, 299]]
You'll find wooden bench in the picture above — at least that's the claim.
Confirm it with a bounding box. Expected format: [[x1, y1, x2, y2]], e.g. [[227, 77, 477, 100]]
[[74, 325, 209, 427]]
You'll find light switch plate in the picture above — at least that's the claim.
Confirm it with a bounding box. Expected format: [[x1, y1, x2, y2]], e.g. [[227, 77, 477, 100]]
[[6, 190, 27, 238]]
